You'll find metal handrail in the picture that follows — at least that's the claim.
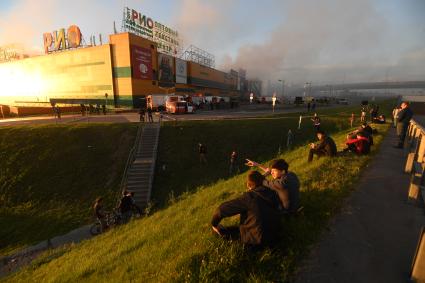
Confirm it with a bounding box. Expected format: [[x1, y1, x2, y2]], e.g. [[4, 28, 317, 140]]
[[119, 123, 144, 194]]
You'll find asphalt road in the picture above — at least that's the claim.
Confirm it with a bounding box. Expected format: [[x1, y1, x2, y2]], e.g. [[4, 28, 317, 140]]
[[0, 104, 346, 127]]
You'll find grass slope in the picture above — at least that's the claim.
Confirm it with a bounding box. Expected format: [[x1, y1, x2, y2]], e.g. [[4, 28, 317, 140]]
[[0, 123, 137, 256], [3, 103, 393, 282]]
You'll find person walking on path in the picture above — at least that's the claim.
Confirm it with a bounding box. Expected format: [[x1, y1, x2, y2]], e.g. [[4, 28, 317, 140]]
[[147, 107, 153, 123], [199, 143, 207, 164], [102, 105, 107, 115], [392, 106, 400, 128], [307, 102, 311, 112], [311, 113, 321, 131], [395, 101, 413, 148], [139, 107, 146, 122], [311, 101, 316, 112], [308, 130, 337, 162]]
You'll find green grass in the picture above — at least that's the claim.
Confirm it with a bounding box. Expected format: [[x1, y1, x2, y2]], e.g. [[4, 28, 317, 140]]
[[0, 123, 137, 256], [2, 101, 394, 282]]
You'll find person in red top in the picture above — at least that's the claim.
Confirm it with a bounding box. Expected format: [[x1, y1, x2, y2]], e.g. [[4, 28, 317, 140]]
[[344, 132, 370, 155]]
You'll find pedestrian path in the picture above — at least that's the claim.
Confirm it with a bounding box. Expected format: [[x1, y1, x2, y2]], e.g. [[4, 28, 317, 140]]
[[296, 128, 425, 283]]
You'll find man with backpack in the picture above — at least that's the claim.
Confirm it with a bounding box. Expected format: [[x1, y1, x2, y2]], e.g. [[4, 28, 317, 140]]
[[118, 191, 134, 223]]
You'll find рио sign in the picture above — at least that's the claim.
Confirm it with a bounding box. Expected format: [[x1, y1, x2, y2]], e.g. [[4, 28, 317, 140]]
[[43, 25, 82, 54]]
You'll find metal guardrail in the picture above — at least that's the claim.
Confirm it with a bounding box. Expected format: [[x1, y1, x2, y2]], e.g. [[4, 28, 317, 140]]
[[119, 122, 144, 195], [404, 118, 425, 206]]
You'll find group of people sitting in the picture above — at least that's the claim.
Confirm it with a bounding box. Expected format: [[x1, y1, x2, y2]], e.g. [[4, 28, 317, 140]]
[[307, 122, 375, 162], [211, 159, 300, 249], [212, 121, 377, 249]]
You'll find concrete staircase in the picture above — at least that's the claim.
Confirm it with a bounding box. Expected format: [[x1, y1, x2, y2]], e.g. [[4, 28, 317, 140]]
[[124, 122, 160, 207]]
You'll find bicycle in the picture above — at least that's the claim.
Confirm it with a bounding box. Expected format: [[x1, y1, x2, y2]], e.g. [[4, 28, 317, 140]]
[[90, 211, 122, 236]]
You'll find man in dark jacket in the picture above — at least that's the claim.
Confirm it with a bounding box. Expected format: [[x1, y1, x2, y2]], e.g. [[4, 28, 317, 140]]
[[245, 158, 300, 213], [308, 130, 337, 162], [211, 171, 281, 247], [395, 101, 413, 148]]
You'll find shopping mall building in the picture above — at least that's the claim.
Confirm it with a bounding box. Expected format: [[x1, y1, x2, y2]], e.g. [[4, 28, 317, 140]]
[[0, 29, 241, 113]]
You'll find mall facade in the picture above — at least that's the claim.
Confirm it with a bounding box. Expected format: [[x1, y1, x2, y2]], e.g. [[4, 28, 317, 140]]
[[0, 32, 240, 110]]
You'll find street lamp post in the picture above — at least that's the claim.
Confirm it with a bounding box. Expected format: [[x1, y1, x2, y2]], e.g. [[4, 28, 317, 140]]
[[278, 79, 285, 98]]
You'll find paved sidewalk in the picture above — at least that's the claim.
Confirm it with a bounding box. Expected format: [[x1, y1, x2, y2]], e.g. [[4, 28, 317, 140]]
[[296, 128, 425, 283]]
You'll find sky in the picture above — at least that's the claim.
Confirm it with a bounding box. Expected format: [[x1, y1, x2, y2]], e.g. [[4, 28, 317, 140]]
[[0, 0, 424, 85]]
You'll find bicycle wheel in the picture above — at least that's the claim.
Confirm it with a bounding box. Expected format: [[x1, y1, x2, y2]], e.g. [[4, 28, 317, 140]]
[[90, 222, 101, 236]]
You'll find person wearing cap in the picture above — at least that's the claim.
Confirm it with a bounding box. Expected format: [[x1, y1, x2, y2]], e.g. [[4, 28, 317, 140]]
[[211, 171, 281, 247], [395, 101, 413, 148], [245, 158, 300, 214], [307, 130, 337, 162]]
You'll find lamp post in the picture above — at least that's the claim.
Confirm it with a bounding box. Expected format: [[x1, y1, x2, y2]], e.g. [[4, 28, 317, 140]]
[[278, 79, 285, 98]]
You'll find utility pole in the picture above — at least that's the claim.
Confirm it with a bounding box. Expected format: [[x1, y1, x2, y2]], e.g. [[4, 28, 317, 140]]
[[278, 79, 285, 98]]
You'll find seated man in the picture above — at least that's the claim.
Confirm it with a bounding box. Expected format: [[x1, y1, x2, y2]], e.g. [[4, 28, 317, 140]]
[[373, 115, 386, 124], [308, 130, 337, 162], [245, 158, 300, 214], [211, 171, 281, 247], [344, 132, 370, 155]]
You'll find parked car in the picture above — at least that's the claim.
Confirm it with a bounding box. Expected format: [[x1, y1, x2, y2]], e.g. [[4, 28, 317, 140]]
[[166, 101, 195, 114], [338, 99, 349, 105]]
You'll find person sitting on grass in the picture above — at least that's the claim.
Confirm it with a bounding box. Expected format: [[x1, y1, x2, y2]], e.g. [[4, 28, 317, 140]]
[[308, 130, 337, 162], [343, 131, 371, 155], [373, 114, 386, 124], [245, 158, 300, 214], [211, 171, 281, 248], [93, 197, 108, 232], [347, 122, 374, 146]]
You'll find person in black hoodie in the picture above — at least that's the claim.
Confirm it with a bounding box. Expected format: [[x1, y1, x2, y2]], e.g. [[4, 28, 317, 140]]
[[308, 130, 337, 162], [395, 101, 413, 148], [211, 171, 281, 247]]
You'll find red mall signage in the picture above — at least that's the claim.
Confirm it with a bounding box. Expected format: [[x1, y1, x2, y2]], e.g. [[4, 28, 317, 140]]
[[131, 46, 153, 80], [43, 25, 82, 54]]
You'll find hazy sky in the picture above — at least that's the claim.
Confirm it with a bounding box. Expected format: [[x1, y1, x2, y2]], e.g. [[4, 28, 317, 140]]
[[0, 0, 424, 84]]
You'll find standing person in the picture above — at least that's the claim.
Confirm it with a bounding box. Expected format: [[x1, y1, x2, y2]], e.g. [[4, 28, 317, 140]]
[[245, 159, 300, 213], [369, 105, 375, 122], [392, 106, 400, 128], [139, 107, 146, 122], [56, 106, 61, 119], [93, 197, 108, 232], [80, 104, 85, 116], [311, 101, 316, 112], [102, 105, 107, 115], [117, 192, 133, 223], [395, 101, 413, 148], [229, 150, 238, 175], [211, 171, 281, 248], [361, 106, 367, 122], [311, 113, 321, 131], [307, 102, 311, 112], [199, 143, 207, 164], [308, 130, 337, 162], [147, 107, 154, 123]]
